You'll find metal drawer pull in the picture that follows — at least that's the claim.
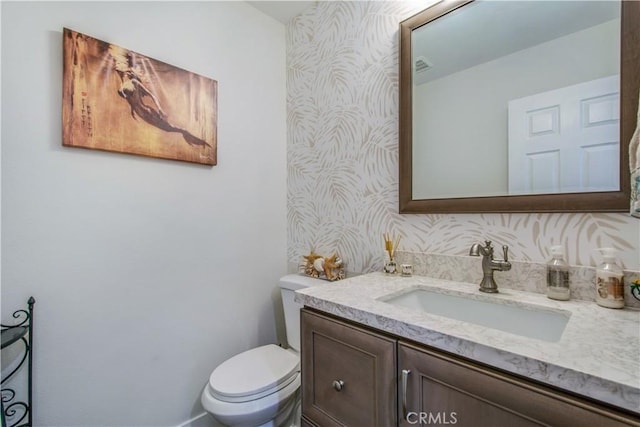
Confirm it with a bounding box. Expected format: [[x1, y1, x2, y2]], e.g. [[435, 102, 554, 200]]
[[401, 369, 411, 419], [332, 380, 345, 391]]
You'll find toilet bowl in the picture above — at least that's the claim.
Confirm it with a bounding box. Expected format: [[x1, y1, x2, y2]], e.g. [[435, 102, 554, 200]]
[[201, 344, 300, 427], [201, 274, 322, 427]]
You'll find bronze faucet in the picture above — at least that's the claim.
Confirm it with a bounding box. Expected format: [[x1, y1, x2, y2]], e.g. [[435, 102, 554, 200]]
[[469, 240, 511, 293]]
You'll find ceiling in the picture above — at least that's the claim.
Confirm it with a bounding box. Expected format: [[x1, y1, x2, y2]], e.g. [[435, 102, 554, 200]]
[[247, 1, 317, 24], [413, 1, 620, 84], [246, 1, 620, 82]]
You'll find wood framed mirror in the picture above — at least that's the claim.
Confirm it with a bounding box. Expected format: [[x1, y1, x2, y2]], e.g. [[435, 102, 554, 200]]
[[399, 0, 639, 213]]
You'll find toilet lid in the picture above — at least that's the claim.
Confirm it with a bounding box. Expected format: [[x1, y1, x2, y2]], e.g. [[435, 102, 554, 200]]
[[209, 344, 300, 401]]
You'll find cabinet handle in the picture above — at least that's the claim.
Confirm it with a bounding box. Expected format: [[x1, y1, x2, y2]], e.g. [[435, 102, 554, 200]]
[[332, 379, 345, 391], [401, 369, 411, 420]]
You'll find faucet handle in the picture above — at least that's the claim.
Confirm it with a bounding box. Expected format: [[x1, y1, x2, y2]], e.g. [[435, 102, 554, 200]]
[[502, 245, 509, 262]]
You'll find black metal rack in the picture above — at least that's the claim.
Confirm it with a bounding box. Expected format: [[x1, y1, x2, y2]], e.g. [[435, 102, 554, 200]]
[[1, 297, 35, 427]]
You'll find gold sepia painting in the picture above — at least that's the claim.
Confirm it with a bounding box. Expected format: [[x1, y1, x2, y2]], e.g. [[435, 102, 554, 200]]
[[62, 28, 217, 165]]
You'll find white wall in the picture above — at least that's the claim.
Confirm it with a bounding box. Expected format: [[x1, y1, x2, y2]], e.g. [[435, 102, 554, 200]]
[[1, 2, 287, 426], [287, 1, 639, 273]]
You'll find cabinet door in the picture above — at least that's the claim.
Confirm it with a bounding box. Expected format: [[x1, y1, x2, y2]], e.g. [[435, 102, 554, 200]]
[[301, 415, 319, 427], [399, 341, 639, 427], [301, 309, 397, 427]]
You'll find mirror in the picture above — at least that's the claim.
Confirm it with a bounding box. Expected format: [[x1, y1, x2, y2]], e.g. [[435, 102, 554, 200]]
[[399, 0, 639, 213]]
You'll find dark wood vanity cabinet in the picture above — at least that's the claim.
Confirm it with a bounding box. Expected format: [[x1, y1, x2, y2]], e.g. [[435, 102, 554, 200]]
[[300, 308, 397, 427], [399, 341, 639, 427], [301, 308, 640, 427]]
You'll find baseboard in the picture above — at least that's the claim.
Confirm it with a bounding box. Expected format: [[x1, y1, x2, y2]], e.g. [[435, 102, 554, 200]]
[[175, 412, 219, 427]]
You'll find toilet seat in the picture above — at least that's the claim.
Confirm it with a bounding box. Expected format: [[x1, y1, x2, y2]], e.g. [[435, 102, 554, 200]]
[[208, 344, 300, 403]]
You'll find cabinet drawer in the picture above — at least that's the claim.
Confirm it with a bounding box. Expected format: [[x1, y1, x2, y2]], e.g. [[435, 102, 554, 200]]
[[301, 309, 397, 427]]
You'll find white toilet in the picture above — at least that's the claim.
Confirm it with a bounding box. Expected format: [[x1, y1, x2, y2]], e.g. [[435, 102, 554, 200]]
[[201, 274, 322, 427]]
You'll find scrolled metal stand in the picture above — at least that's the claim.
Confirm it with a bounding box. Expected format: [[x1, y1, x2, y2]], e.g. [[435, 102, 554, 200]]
[[1, 297, 35, 427]]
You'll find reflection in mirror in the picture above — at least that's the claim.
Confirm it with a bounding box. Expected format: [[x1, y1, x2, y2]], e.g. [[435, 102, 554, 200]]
[[413, 1, 620, 199], [399, 0, 639, 213]]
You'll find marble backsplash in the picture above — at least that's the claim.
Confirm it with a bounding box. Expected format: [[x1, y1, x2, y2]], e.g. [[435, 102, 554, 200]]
[[394, 250, 640, 310]]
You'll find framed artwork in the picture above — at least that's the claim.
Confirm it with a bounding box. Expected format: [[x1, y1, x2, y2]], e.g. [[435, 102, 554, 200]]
[[62, 28, 217, 165]]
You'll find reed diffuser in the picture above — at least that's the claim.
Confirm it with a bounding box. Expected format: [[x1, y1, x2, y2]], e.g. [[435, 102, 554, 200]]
[[383, 232, 401, 274]]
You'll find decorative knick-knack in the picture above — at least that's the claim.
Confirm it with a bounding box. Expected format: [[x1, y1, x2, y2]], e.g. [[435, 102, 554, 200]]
[[383, 259, 397, 274], [383, 232, 401, 274], [300, 250, 345, 281]]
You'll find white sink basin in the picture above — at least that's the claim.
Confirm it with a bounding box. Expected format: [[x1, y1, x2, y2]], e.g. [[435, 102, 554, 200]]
[[380, 289, 570, 342]]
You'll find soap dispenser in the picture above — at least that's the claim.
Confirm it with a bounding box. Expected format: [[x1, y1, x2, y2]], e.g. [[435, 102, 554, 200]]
[[595, 248, 625, 309], [546, 245, 570, 301]]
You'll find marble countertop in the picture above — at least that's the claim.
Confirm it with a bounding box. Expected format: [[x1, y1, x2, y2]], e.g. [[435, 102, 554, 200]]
[[294, 272, 640, 414]]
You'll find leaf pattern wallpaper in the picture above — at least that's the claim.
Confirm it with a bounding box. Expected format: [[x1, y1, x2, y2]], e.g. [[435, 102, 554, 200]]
[[286, 1, 639, 274]]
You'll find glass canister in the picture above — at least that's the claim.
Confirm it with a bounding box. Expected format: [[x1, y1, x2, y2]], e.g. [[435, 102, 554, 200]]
[[546, 245, 570, 301], [595, 248, 624, 309]]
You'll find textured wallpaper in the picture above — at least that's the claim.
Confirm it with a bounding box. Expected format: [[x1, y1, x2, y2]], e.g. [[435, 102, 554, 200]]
[[286, 1, 639, 274]]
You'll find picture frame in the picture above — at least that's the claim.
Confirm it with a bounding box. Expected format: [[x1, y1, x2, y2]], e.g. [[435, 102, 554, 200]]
[[62, 28, 217, 166]]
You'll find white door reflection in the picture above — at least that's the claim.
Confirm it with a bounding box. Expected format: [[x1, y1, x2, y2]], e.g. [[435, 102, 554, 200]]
[[508, 75, 619, 195]]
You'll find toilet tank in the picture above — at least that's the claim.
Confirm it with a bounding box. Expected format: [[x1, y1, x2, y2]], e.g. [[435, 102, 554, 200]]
[[279, 274, 325, 352]]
